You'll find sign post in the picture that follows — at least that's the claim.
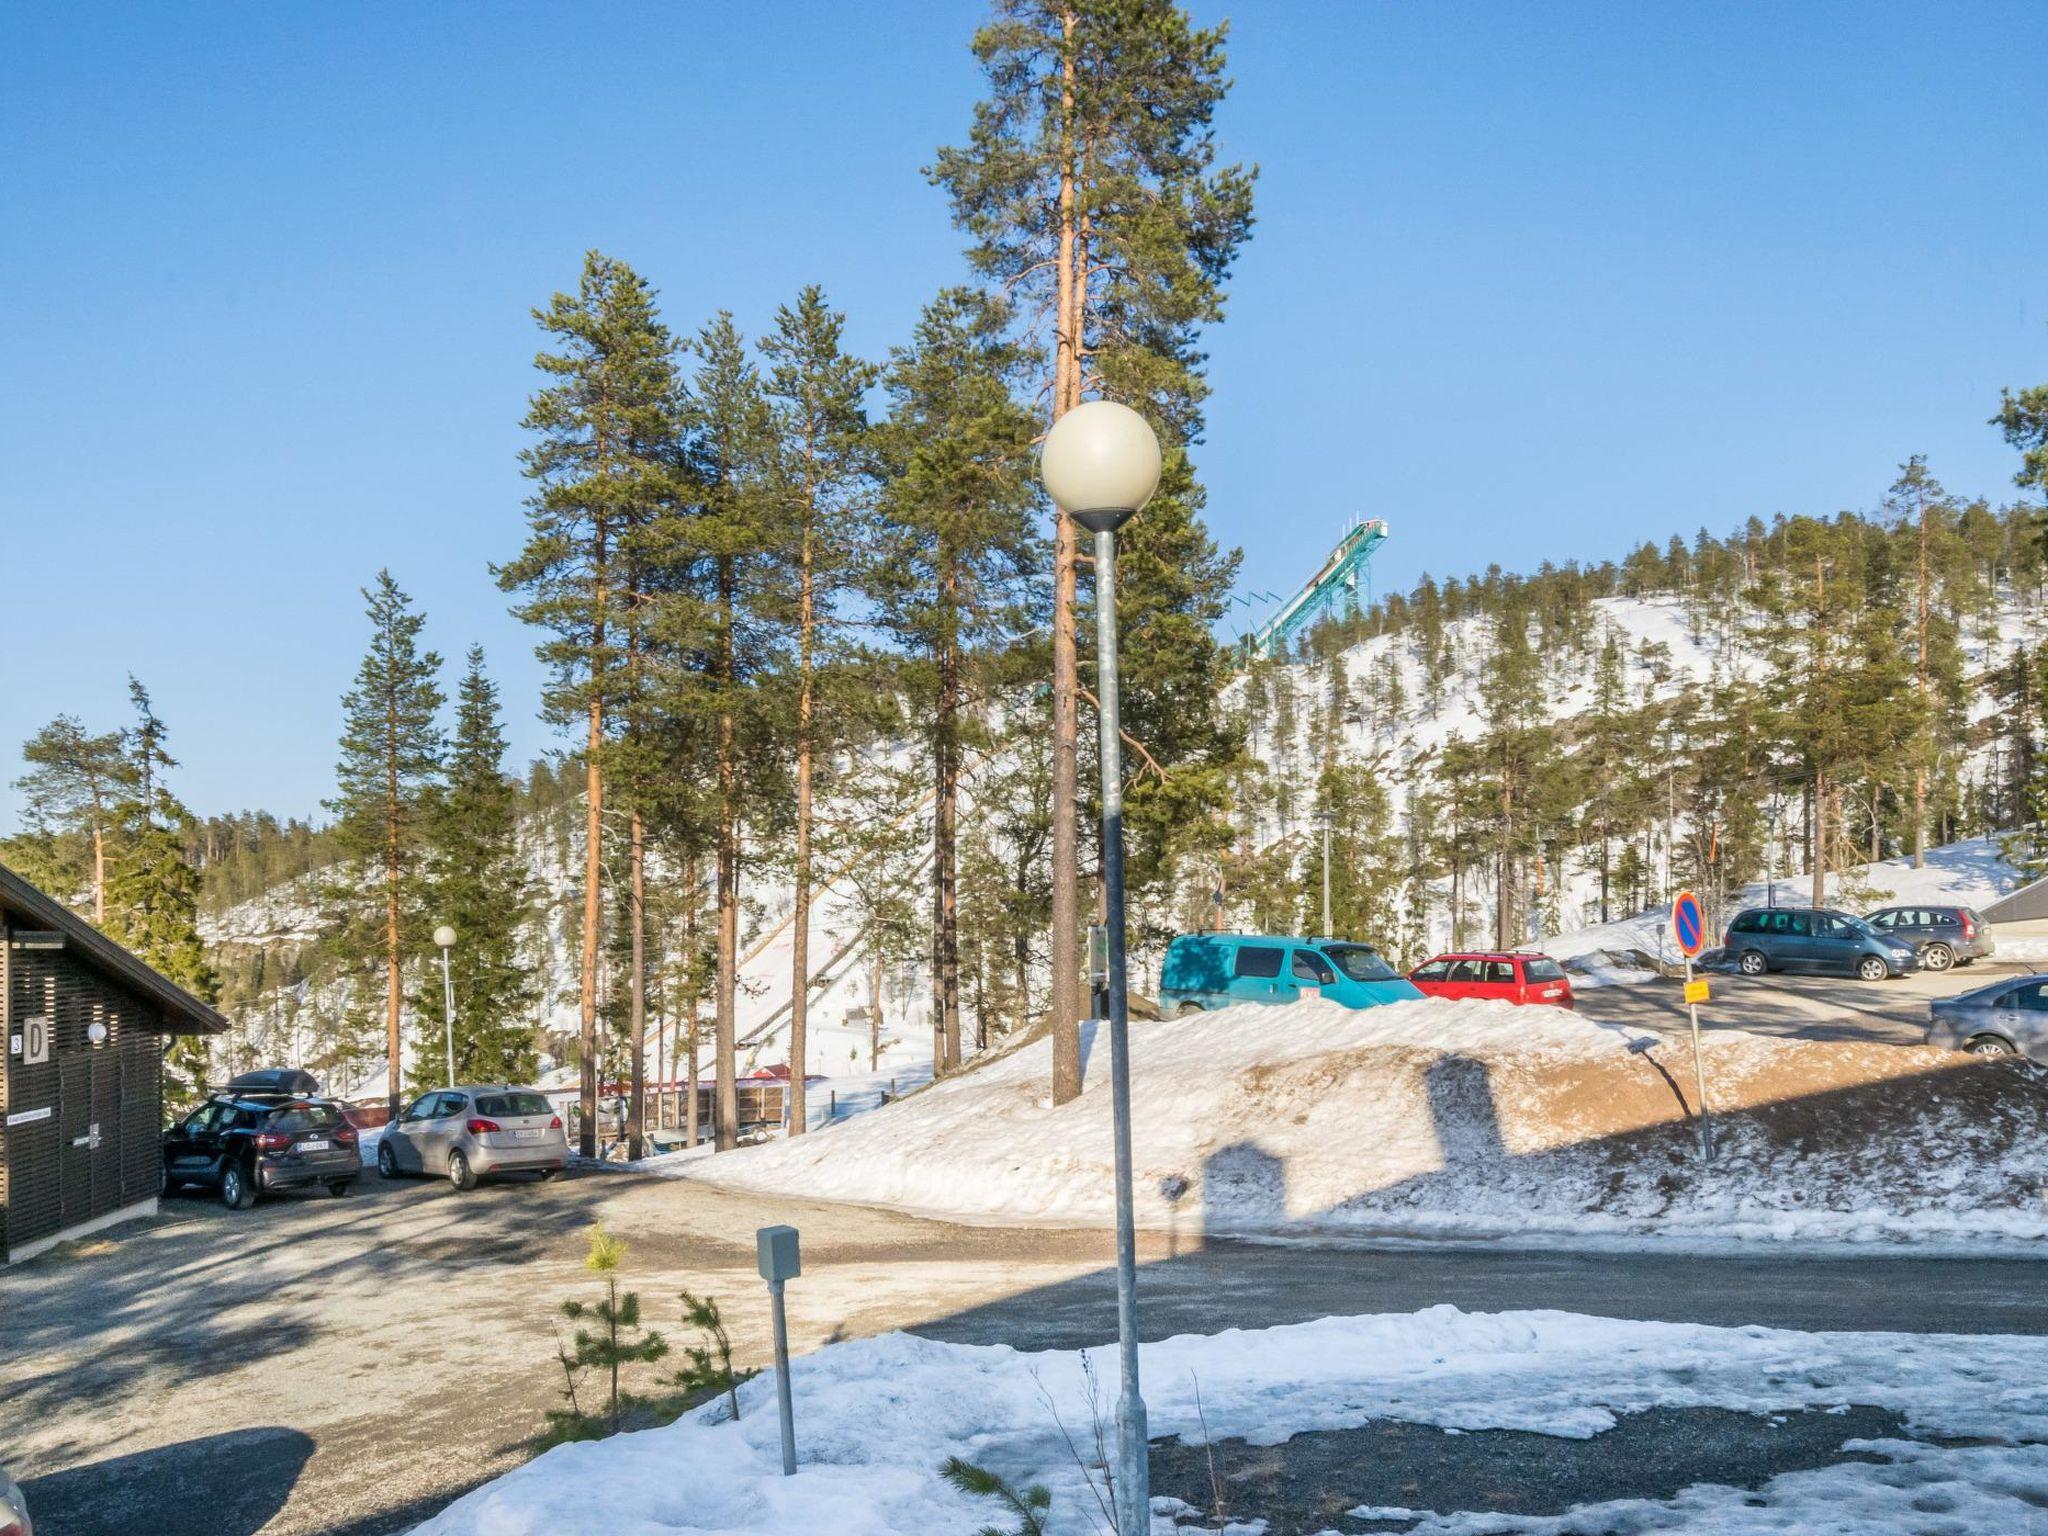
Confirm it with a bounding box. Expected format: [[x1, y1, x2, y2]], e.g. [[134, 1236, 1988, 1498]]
[[1671, 890, 1713, 1164], [756, 1225, 801, 1476]]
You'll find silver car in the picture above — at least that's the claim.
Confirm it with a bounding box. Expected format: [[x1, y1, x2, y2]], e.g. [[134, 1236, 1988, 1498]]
[[377, 1086, 568, 1190], [1925, 974, 2048, 1060], [2, 1459, 32, 1536]]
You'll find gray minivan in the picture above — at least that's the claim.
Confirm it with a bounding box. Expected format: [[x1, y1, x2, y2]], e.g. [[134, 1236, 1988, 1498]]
[[1723, 907, 1920, 982], [1864, 905, 1993, 972]]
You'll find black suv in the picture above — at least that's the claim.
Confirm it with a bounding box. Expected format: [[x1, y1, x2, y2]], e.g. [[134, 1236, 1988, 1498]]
[[163, 1092, 360, 1208]]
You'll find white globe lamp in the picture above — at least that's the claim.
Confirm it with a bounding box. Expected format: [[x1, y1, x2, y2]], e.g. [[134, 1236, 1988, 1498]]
[[1038, 399, 1162, 531]]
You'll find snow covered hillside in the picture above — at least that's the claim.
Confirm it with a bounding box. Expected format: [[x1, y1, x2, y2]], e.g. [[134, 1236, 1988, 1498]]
[[668, 996, 2048, 1248], [414, 1306, 2048, 1536]]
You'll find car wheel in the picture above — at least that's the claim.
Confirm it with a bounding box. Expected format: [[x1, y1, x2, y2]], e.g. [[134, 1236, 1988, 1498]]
[[1856, 956, 1889, 982], [1921, 943, 1955, 972], [1738, 949, 1768, 976], [220, 1160, 256, 1211], [448, 1150, 478, 1192], [377, 1141, 399, 1179], [1175, 1003, 1204, 1018], [1966, 1035, 2018, 1056]]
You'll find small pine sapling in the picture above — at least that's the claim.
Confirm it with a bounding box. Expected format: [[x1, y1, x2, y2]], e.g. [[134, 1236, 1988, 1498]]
[[939, 1455, 1052, 1536], [671, 1289, 745, 1420], [557, 1224, 668, 1435]]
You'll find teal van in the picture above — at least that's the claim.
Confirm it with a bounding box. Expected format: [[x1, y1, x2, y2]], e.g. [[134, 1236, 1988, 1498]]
[[1158, 933, 1424, 1014]]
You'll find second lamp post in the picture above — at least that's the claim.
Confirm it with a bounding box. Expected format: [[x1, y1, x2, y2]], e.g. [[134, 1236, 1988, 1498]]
[[433, 924, 457, 1088], [1038, 398, 1163, 1536]]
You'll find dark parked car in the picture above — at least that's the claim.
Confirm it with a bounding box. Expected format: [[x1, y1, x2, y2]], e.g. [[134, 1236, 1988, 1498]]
[[1863, 905, 1993, 972], [163, 1092, 360, 1208], [1723, 906, 1920, 981], [1926, 973, 2048, 1059]]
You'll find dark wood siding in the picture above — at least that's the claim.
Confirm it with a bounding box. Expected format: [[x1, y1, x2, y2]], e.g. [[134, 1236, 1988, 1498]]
[[3, 939, 164, 1261]]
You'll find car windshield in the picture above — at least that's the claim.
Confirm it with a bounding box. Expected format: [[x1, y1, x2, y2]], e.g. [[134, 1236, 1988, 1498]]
[[1831, 913, 1880, 938], [476, 1092, 553, 1118], [1322, 944, 1398, 981]]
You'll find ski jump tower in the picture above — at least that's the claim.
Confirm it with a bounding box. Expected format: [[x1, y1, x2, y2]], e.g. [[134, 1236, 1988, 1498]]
[[1248, 517, 1389, 659]]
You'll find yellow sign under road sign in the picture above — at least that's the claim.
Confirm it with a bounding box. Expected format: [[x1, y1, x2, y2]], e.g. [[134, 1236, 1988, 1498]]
[[1685, 978, 1710, 1005]]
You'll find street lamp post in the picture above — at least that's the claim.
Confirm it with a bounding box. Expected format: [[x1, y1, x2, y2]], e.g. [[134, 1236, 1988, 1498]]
[[433, 924, 458, 1088], [1039, 399, 1163, 1536], [1313, 809, 1335, 938]]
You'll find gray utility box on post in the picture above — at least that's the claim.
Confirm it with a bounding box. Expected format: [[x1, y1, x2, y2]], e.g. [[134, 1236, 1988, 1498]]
[[757, 1224, 802, 1475], [757, 1224, 801, 1286]]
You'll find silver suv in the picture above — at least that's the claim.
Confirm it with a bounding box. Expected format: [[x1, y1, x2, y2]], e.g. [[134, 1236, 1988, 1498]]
[[377, 1086, 568, 1190]]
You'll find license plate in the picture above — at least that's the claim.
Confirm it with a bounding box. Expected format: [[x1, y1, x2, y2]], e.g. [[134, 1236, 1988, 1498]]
[[514, 1128, 544, 1141], [300, 1139, 330, 1152]]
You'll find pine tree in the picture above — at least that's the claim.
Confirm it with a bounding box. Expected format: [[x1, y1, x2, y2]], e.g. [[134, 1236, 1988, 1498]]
[[933, 0, 1255, 1103], [500, 251, 680, 1156], [662, 312, 781, 1151], [760, 285, 877, 1127], [418, 647, 540, 1085], [876, 289, 1042, 1072], [323, 572, 444, 1116], [11, 715, 129, 924]]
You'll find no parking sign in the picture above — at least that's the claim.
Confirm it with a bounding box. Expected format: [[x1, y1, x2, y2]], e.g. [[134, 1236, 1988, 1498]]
[[1670, 890, 1707, 958], [1670, 890, 1713, 1164]]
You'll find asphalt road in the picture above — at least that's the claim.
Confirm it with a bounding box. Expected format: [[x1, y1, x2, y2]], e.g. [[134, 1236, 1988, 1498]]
[[1573, 953, 2036, 1044], [2, 1161, 2043, 1536]]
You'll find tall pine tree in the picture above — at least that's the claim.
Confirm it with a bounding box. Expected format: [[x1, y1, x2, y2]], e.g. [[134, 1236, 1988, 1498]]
[[501, 251, 680, 1156], [760, 285, 877, 1128], [933, 0, 1255, 1101]]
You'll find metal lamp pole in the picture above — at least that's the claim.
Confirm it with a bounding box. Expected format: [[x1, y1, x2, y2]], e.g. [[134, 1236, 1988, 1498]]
[[1041, 400, 1162, 1536], [1315, 810, 1334, 938], [433, 924, 457, 1088]]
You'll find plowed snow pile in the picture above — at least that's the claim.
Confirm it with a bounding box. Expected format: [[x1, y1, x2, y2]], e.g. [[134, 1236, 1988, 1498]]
[[670, 999, 2048, 1247]]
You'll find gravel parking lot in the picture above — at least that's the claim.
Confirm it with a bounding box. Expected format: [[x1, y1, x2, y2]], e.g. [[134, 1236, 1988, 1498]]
[[5, 1071, 2044, 1536]]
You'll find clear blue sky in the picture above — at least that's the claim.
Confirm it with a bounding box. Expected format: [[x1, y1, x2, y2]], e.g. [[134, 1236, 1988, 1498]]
[[3, 1, 2043, 825]]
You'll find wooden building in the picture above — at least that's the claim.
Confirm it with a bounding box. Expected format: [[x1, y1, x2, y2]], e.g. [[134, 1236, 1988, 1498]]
[[2, 861, 227, 1263]]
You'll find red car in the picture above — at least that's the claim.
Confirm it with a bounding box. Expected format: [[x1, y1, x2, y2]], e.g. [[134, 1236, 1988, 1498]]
[[1407, 951, 1576, 1009]]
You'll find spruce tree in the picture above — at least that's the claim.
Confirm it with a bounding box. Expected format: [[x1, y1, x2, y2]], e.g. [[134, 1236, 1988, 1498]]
[[418, 647, 540, 1086], [106, 680, 218, 1092], [933, 0, 1255, 1102], [501, 251, 680, 1155], [760, 285, 877, 1126], [323, 571, 444, 1116]]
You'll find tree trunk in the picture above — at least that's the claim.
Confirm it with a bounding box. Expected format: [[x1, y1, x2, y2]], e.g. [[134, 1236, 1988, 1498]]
[[789, 524, 816, 1135], [934, 612, 962, 1073], [869, 946, 885, 1072], [1914, 489, 1930, 868], [578, 701, 602, 1156], [1811, 768, 1828, 910], [627, 806, 646, 1161], [386, 690, 403, 1121], [1048, 4, 1085, 1106], [682, 850, 701, 1149], [91, 819, 106, 928], [714, 556, 741, 1154]]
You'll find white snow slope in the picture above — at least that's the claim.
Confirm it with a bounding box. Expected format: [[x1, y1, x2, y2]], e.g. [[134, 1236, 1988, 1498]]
[[412, 1305, 2048, 1536], [666, 997, 2048, 1248]]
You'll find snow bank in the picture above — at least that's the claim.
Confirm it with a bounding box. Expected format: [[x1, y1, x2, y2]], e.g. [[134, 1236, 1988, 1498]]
[[412, 1306, 2048, 1536], [671, 998, 2048, 1247]]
